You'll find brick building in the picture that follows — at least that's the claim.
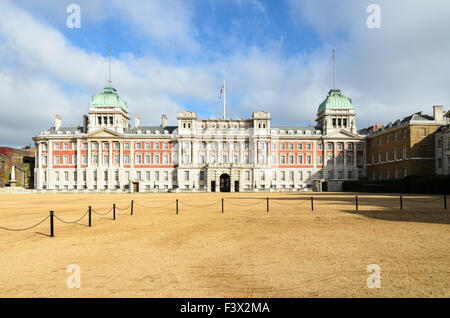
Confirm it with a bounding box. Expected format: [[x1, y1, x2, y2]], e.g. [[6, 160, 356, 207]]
[[435, 110, 450, 175], [365, 106, 447, 180], [0, 147, 35, 188]]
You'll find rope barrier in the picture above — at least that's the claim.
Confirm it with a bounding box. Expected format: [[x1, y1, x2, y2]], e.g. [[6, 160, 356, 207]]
[[0, 215, 50, 232], [403, 197, 443, 203], [134, 201, 174, 209], [180, 201, 220, 208], [92, 207, 113, 216], [116, 204, 131, 211], [270, 199, 309, 206], [225, 200, 264, 207], [54, 211, 89, 224]]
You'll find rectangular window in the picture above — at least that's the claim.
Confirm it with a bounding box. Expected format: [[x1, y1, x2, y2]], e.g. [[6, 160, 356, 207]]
[[146, 171, 151, 181], [136, 154, 142, 164], [55, 172, 59, 182], [103, 154, 109, 164], [124, 155, 130, 164], [63, 155, 69, 164], [63, 143, 69, 150], [136, 171, 141, 180], [317, 143, 322, 150], [124, 143, 130, 150], [55, 155, 60, 165], [145, 154, 151, 164], [155, 171, 159, 181], [64, 171, 69, 181], [289, 171, 294, 181], [145, 143, 150, 150], [317, 155, 323, 164], [200, 171, 205, 181], [164, 171, 168, 181], [184, 171, 189, 181], [93, 155, 98, 164], [114, 155, 119, 164], [136, 142, 141, 150], [306, 143, 312, 150], [245, 171, 250, 181], [104, 171, 108, 181]]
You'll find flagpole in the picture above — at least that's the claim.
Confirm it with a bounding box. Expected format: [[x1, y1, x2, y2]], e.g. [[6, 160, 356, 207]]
[[223, 80, 226, 120]]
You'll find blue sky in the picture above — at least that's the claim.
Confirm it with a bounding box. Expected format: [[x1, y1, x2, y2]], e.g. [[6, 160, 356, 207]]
[[0, 0, 449, 147]]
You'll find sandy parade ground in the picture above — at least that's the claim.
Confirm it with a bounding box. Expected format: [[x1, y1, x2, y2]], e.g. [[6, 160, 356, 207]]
[[0, 191, 448, 298]]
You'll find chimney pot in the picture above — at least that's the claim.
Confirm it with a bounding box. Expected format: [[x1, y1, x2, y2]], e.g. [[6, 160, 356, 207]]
[[55, 115, 62, 131], [134, 114, 140, 128]]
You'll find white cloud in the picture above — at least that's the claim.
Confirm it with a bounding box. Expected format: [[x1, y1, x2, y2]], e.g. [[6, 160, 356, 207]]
[[0, 0, 449, 147], [287, 0, 450, 125]]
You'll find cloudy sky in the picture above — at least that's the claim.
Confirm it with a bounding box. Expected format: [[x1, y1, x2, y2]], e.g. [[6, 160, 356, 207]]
[[0, 0, 449, 147]]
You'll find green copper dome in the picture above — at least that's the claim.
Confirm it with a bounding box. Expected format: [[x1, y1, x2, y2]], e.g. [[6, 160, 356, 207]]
[[90, 86, 128, 112], [317, 89, 353, 114]]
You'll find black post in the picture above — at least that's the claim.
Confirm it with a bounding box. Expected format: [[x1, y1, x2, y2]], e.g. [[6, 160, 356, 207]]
[[131, 200, 134, 216], [400, 195, 403, 211], [222, 198, 224, 214], [311, 196, 314, 211], [267, 197, 269, 213], [355, 196, 358, 212], [113, 204, 116, 220], [88, 206, 92, 227], [50, 211, 54, 238], [444, 195, 447, 210], [176, 199, 178, 215]]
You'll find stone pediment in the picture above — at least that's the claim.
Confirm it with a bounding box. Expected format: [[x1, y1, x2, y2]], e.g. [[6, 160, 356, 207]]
[[323, 129, 360, 139], [87, 128, 122, 138]]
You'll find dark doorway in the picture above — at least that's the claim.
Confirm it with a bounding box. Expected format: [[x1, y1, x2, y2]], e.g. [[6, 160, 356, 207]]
[[220, 174, 231, 192], [133, 182, 139, 193], [322, 182, 328, 192], [234, 181, 239, 192], [211, 181, 216, 192]]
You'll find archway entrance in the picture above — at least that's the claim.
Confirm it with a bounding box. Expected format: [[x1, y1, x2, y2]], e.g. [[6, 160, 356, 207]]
[[220, 174, 231, 192]]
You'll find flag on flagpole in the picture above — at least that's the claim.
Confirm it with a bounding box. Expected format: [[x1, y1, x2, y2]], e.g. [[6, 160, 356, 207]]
[[219, 83, 224, 99]]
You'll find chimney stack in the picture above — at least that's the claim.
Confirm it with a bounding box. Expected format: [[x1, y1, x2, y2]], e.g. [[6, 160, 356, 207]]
[[83, 115, 89, 133], [433, 105, 444, 123], [55, 115, 62, 131], [161, 114, 167, 127], [134, 114, 140, 128]]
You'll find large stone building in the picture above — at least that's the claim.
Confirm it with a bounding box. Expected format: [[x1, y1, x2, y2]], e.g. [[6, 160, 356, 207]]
[[33, 85, 365, 192], [364, 106, 448, 180]]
